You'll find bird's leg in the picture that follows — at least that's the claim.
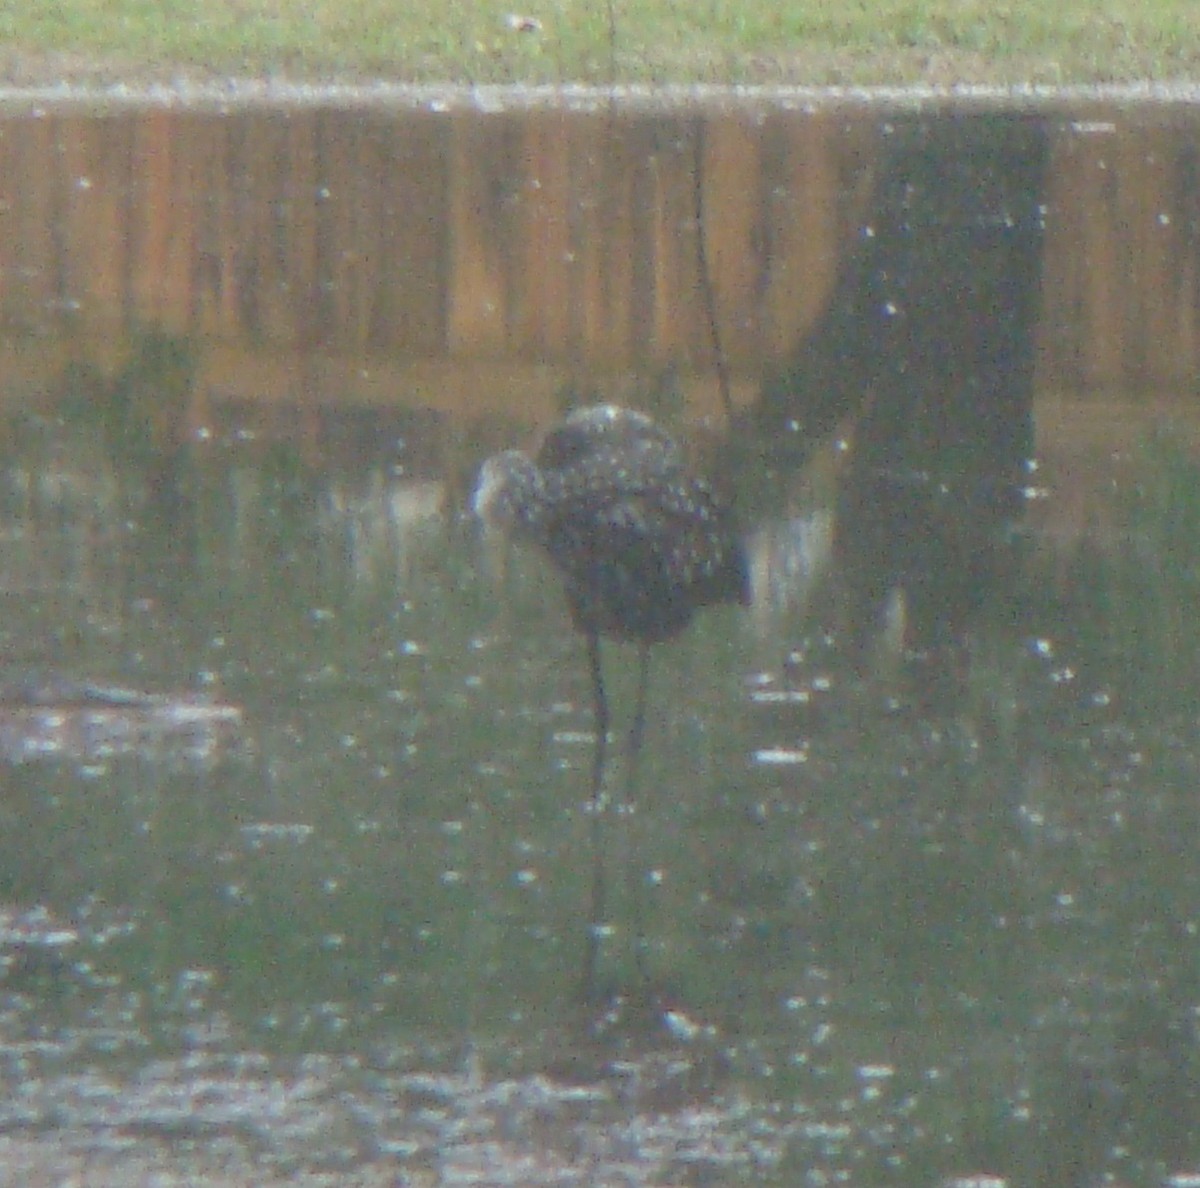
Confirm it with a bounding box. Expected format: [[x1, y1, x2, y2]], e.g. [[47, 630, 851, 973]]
[[588, 628, 609, 811], [582, 628, 609, 1002], [627, 641, 653, 980], [628, 642, 650, 775]]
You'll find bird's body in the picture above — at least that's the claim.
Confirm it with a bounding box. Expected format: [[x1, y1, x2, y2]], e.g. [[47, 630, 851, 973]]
[[474, 404, 750, 641], [474, 404, 749, 1000]]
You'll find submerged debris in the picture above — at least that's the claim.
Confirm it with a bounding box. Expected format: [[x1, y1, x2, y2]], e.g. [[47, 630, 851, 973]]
[[0, 675, 243, 765]]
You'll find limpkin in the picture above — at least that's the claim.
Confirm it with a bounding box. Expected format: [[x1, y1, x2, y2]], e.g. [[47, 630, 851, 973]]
[[473, 404, 750, 995]]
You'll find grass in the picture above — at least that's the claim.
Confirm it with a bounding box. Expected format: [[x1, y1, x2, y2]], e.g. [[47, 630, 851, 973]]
[[0, 0, 1198, 87]]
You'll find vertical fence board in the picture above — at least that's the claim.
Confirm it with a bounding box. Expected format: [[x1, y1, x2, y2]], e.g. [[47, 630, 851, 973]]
[[130, 110, 192, 332], [4, 115, 57, 335], [56, 115, 130, 331], [758, 111, 854, 358], [648, 116, 705, 365], [189, 116, 227, 340], [284, 112, 323, 348], [447, 110, 521, 357], [371, 111, 450, 355], [699, 112, 765, 365], [0, 121, 18, 329], [196, 117, 248, 340], [316, 112, 373, 351], [563, 115, 608, 362], [519, 108, 573, 360], [1124, 127, 1191, 390]]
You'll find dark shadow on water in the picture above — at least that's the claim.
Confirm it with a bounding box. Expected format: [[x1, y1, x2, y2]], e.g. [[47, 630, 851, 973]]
[[735, 111, 1046, 707]]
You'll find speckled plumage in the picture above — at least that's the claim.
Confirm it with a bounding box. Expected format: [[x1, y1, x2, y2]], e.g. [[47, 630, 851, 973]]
[[474, 405, 750, 642]]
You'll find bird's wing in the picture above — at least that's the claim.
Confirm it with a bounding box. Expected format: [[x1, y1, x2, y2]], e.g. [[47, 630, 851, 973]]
[[543, 469, 739, 589]]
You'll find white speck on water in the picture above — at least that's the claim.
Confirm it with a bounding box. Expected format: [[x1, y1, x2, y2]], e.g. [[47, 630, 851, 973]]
[[753, 746, 808, 766], [858, 1064, 895, 1080], [553, 730, 594, 746], [240, 823, 314, 845], [663, 1009, 709, 1042], [749, 689, 811, 705]]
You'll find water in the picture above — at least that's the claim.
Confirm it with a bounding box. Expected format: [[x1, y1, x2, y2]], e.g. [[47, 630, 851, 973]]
[[0, 389, 1194, 1186]]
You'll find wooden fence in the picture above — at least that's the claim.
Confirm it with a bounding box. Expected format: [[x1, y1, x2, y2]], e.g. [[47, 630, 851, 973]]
[[0, 96, 1195, 422]]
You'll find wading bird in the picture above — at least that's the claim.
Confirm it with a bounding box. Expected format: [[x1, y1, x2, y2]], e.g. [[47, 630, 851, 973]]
[[473, 404, 750, 996]]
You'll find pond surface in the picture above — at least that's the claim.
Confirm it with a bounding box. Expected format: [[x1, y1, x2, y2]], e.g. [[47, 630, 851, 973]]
[[0, 389, 1196, 1187]]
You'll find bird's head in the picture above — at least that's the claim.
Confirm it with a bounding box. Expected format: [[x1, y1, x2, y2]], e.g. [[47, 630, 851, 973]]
[[471, 449, 541, 533]]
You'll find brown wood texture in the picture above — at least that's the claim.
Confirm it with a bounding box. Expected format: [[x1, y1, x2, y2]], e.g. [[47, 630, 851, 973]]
[[0, 102, 1193, 409]]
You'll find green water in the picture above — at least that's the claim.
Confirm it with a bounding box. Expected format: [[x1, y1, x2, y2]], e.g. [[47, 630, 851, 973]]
[[0, 407, 1196, 1186]]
